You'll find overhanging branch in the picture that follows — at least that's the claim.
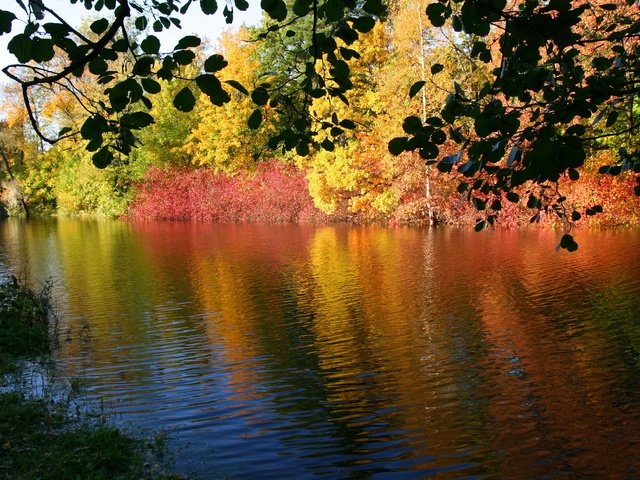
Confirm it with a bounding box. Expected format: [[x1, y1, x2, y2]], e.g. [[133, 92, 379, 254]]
[[2, 0, 132, 144]]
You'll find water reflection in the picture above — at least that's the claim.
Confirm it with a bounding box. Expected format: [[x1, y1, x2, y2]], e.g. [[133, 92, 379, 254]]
[[1, 219, 639, 478]]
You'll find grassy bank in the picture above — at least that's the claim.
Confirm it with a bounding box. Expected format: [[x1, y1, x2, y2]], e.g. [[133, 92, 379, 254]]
[[0, 277, 181, 480]]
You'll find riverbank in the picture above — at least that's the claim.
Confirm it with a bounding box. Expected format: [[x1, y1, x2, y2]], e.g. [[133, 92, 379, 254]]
[[125, 161, 640, 228], [0, 278, 183, 480]]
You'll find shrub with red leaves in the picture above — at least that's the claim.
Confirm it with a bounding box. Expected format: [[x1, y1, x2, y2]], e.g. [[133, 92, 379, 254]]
[[440, 171, 640, 229], [126, 160, 330, 223], [127, 159, 639, 228]]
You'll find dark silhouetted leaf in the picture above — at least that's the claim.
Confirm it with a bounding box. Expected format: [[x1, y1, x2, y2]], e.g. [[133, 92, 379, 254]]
[[321, 138, 335, 151], [31, 38, 55, 62], [559, 233, 578, 252], [251, 87, 269, 106], [173, 87, 196, 112], [92, 147, 113, 168], [388, 137, 408, 155], [89, 56, 108, 75], [204, 54, 228, 72], [141, 35, 161, 54], [173, 49, 196, 65], [606, 111, 619, 128], [8, 34, 31, 62], [426, 2, 447, 27], [0, 10, 17, 34], [472, 197, 486, 210], [409, 81, 426, 99], [175, 35, 201, 49], [90, 18, 109, 34], [296, 142, 310, 156], [200, 0, 218, 14], [248, 109, 263, 129], [225, 80, 248, 95], [363, 0, 385, 15], [196, 74, 222, 97], [568, 168, 579, 180], [353, 15, 375, 32], [121, 111, 154, 128], [402, 116, 422, 134], [135, 16, 148, 30], [506, 192, 519, 203], [223, 5, 233, 23], [235, 0, 249, 10], [141, 78, 161, 94]]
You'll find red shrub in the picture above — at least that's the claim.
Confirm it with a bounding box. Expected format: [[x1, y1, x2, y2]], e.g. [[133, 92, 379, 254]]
[[436, 171, 640, 229], [127, 159, 639, 228], [126, 160, 330, 223]]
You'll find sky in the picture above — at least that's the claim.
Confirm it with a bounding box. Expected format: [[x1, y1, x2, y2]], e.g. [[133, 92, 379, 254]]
[[0, 0, 263, 83]]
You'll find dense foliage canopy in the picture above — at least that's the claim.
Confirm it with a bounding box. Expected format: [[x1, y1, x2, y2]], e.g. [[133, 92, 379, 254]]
[[0, 0, 638, 247]]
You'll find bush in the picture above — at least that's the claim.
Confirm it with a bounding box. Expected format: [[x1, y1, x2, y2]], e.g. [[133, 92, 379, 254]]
[[127, 160, 330, 223], [0, 277, 56, 359], [0, 390, 181, 480], [127, 158, 640, 228]]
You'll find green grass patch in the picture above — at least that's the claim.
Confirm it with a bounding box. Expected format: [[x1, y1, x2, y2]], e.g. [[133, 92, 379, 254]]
[[0, 391, 142, 479]]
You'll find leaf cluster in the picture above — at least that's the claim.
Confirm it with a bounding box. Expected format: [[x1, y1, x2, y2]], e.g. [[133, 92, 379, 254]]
[[389, 0, 640, 249]]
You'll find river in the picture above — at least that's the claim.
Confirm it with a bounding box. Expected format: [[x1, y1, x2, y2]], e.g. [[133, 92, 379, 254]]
[[1, 218, 639, 478]]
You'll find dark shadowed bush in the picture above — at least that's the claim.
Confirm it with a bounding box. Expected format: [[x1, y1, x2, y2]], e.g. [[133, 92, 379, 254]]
[[0, 278, 56, 359]]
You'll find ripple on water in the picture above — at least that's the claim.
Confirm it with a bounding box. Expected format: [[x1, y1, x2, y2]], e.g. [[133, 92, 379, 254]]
[[2, 222, 640, 478]]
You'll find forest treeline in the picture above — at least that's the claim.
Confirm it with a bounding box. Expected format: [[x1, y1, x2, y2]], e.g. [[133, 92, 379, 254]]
[[1, 0, 638, 227]]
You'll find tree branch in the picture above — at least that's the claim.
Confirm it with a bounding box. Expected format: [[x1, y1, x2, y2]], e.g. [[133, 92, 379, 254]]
[[22, 0, 130, 89], [30, 0, 94, 45], [2, 0, 132, 144]]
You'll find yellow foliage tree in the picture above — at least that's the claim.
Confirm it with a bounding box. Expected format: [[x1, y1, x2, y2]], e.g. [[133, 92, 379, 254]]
[[299, 0, 493, 222], [301, 23, 398, 217], [184, 29, 274, 174], [136, 65, 202, 167]]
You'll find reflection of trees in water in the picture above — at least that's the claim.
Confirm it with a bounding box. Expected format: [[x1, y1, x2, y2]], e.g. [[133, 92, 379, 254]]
[[182, 224, 500, 474], [1, 220, 640, 477], [461, 231, 640, 477]]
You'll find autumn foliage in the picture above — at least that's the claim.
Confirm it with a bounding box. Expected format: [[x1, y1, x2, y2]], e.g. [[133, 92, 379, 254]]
[[126, 156, 639, 228], [442, 172, 640, 229], [127, 161, 329, 223], [2, 1, 638, 232]]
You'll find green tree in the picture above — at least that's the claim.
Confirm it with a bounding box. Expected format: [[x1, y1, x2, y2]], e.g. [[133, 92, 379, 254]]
[[1, 0, 382, 164], [135, 63, 202, 167]]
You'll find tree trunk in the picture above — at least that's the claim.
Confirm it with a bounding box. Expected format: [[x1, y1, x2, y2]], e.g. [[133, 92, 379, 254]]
[[418, 7, 434, 226]]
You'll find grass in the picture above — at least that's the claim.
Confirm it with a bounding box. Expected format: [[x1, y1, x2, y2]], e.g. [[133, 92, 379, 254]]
[[0, 392, 142, 479], [0, 276, 184, 480]]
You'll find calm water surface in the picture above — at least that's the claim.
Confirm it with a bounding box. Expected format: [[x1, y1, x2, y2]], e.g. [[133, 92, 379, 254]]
[[1, 219, 640, 478]]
